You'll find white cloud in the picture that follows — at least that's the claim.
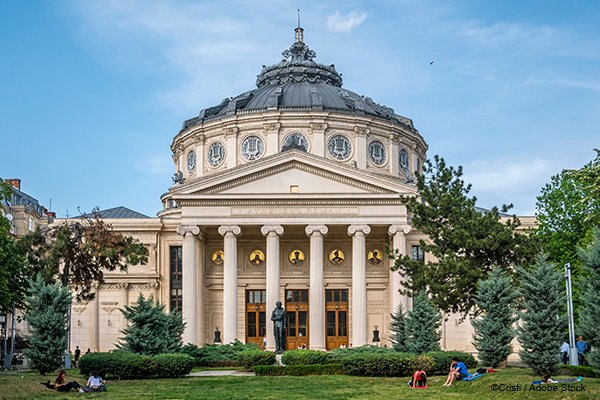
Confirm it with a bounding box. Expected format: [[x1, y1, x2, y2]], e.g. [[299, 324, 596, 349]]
[[524, 78, 600, 92], [463, 158, 553, 194], [135, 154, 173, 174], [326, 10, 368, 33]]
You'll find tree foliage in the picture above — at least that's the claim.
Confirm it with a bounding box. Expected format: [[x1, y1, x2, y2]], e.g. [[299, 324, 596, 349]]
[[18, 209, 147, 302], [389, 304, 408, 352], [516, 253, 566, 376], [577, 227, 600, 374], [117, 293, 185, 356], [564, 149, 600, 217], [23, 276, 72, 375], [389, 155, 534, 318], [405, 292, 442, 354], [471, 268, 517, 368]]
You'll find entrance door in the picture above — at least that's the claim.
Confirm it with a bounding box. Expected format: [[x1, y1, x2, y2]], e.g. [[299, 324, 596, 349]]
[[246, 290, 266, 346], [326, 289, 349, 350], [285, 289, 309, 350]]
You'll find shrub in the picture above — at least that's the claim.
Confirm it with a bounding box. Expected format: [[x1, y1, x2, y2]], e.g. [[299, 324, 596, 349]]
[[410, 355, 435, 374], [254, 364, 344, 376], [327, 345, 395, 361], [236, 349, 276, 369], [154, 354, 195, 378], [423, 351, 477, 375], [341, 353, 417, 377], [281, 349, 327, 365], [181, 340, 257, 366], [561, 365, 596, 378], [78, 352, 156, 380], [205, 360, 239, 368]]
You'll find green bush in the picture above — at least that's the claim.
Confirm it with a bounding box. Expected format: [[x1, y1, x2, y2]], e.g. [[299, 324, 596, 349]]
[[423, 351, 477, 375], [236, 349, 276, 369], [181, 340, 257, 366], [281, 349, 327, 365], [154, 353, 195, 378], [326, 345, 395, 361], [410, 355, 435, 374], [254, 364, 344, 376], [78, 352, 156, 380], [561, 365, 596, 378], [341, 353, 417, 377]]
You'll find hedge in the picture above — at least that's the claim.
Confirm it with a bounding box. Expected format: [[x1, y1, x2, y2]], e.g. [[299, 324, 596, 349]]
[[341, 353, 431, 377], [423, 351, 477, 375], [181, 340, 257, 366], [254, 364, 344, 376], [79, 352, 194, 379], [327, 345, 395, 362], [236, 349, 276, 369], [281, 350, 327, 366], [154, 353, 195, 378], [561, 365, 596, 378]]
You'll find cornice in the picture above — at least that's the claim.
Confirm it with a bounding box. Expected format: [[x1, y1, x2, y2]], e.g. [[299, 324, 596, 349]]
[[175, 198, 405, 207]]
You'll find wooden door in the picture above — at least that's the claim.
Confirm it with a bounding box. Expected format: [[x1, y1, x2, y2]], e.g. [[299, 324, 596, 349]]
[[285, 289, 309, 350], [246, 290, 266, 346], [325, 289, 349, 350]]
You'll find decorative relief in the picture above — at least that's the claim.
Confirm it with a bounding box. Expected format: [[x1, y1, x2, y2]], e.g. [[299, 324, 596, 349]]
[[101, 301, 119, 314], [354, 126, 370, 137], [130, 281, 160, 290], [263, 122, 281, 132], [368, 249, 384, 265], [309, 122, 328, 132], [233, 207, 357, 216], [281, 132, 309, 152], [327, 135, 352, 160], [288, 250, 305, 265], [329, 249, 345, 264], [73, 303, 87, 315], [211, 250, 224, 265], [398, 149, 409, 173], [193, 134, 206, 145], [187, 150, 197, 174], [368, 140, 386, 166], [224, 127, 239, 137], [241, 135, 265, 160], [249, 250, 265, 265], [207, 141, 226, 167]]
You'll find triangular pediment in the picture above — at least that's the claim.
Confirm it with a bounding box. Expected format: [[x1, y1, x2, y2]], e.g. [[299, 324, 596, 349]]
[[171, 150, 417, 197]]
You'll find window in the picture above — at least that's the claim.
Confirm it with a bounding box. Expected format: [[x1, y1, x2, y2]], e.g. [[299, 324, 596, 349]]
[[412, 245, 424, 261], [28, 217, 34, 231], [170, 246, 183, 313]]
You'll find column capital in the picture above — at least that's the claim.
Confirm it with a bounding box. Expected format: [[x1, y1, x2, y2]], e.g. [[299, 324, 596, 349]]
[[176, 224, 202, 238], [305, 225, 328, 237], [347, 225, 371, 237], [261, 225, 284, 237], [218, 225, 241, 237], [388, 224, 412, 236]]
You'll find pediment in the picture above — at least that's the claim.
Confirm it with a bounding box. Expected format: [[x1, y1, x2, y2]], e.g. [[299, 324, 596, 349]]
[[172, 151, 416, 197]]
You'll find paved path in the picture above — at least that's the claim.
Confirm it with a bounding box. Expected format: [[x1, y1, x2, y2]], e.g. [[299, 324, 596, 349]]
[[189, 370, 255, 377]]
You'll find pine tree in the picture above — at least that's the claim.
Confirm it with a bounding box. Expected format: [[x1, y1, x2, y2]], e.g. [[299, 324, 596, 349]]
[[389, 304, 408, 352], [516, 253, 566, 375], [405, 292, 442, 354], [118, 293, 186, 356], [23, 276, 72, 375], [577, 227, 600, 374], [471, 268, 517, 368]]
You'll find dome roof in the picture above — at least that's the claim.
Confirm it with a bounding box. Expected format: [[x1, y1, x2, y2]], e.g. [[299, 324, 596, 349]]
[[181, 26, 415, 132]]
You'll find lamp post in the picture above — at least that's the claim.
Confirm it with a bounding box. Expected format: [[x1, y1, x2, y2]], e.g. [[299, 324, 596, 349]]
[[565, 263, 578, 366], [1, 313, 7, 369]]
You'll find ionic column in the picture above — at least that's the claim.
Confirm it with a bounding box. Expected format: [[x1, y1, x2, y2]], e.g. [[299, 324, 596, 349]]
[[196, 235, 206, 346], [224, 127, 239, 169], [90, 284, 99, 351], [261, 225, 284, 351], [218, 225, 242, 344], [263, 123, 281, 156], [348, 225, 371, 346], [389, 134, 399, 176], [194, 135, 205, 178], [388, 225, 412, 314], [177, 225, 202, 345], [309, 123, 328, 157], [306, 225, 328, 351], [120, 283, 129, 332]]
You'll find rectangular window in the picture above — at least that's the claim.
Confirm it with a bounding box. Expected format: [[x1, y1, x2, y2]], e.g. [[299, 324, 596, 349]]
[[170, 246, 183, 281], [258, 311, 266, 337], [327, 311, 336, 337], [287, 311, 296, 337], [298, 311, 307, 337], [338, 311, 347, 336], [412, 245, 424, 261], [170, 246, 183, 313], [247, 312, 256, 337], [286, 290, 308, 303], [326, 289, 348, 303]]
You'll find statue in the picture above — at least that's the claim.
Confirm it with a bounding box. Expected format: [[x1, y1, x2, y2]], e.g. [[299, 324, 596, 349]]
[[271, 301, 287, 354]]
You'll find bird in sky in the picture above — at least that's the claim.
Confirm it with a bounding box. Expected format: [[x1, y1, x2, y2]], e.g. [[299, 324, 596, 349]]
[[430, 61, 434, 65]]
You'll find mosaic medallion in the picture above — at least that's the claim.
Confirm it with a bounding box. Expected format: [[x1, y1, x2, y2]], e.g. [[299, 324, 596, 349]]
[[288, 249, 305, 265], [249, 249, 265, 265], [211, 250, 224, 265], [368, 249, 384, 265], [329, 249, 345, 264]]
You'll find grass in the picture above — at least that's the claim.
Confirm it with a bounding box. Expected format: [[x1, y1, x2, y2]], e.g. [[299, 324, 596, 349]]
[[0, 367, 598, 399]]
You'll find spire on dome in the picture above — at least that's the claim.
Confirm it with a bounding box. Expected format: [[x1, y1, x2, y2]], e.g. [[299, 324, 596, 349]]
[[295, 9, 304, 43]]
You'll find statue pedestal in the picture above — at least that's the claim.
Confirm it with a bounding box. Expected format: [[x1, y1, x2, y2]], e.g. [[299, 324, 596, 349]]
[[275, 354, 284, 366]]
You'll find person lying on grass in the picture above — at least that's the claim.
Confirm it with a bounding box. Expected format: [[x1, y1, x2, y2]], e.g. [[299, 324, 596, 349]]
[[443, 357, 468, 387], [542, 374, 558, 384], [408, 370, 428, 388]]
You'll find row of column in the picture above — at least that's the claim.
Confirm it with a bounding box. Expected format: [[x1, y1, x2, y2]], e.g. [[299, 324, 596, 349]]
[[178, 223, 411, 349]]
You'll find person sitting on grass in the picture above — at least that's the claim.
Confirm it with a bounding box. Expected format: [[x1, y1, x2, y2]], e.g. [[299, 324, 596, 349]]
[[80, 370, 107, 392], [42, 370, 83, 392], [408, 370, 428, 388], [542, 373, 558, 384], [443, 357, 468, 387]]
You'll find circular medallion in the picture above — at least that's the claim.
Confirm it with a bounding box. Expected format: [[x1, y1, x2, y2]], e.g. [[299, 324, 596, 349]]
[[288, 250, 305, 265], [327, 135, 352, 160], [187, 150, 197, 173], [368, 249, 384, 265], [211, 250, 224, 265], [368, 140, 386, 166], [207, 142, 226, 167], [399, 149, 409, 173], [329, 249, 345, 264], [249, 250, 265, 265], [241, 135, 265, 160], [282, 133, 309, 152]]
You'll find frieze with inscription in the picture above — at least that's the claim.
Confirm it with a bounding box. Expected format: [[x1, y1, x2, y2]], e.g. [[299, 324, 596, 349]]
[[232, 207, 358, 216]]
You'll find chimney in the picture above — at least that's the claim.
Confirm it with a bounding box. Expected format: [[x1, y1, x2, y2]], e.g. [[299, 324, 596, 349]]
[[5, 179, 21, 190], [46, 211, 56, 218]]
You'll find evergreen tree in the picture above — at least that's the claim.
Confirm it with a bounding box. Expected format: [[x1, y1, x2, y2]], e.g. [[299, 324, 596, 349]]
[[577, 227, 600, 374], [23, 276, 71, 375], [389, 304, 408, 352], [471, 268, 517, 368], [405, 292, 442, 354], [516, 253, 566, 376], [118, 293, 186, 356]]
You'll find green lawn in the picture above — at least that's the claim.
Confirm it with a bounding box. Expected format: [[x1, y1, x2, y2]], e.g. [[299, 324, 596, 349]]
[[0, 368, 598, 399]]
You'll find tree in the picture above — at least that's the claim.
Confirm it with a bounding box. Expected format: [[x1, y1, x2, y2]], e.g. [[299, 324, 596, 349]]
[[564, 149, 600, 217], [577, 227, 600, 374], [405, 292, 442, 354], [471, 268, 517, 368], [389, 304, 408, 352], [117, 293, 185, 356], [516, 253, 566, 376], [22, 276, 72, 375], [389, 155, 534, 319], [18, 209, 147, 302]]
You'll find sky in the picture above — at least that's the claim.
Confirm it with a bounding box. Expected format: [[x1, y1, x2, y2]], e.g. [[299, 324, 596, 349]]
[[1, 0, 598, 218]]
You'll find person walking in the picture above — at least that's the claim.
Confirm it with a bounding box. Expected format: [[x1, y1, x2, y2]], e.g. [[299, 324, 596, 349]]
[[560, 341, 569, 365], [74, 346, 81, 367], [576, 336, 588, 366]]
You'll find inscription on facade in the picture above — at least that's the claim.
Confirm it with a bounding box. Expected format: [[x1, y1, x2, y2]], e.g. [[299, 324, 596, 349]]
[[232, 207, 358, 215]]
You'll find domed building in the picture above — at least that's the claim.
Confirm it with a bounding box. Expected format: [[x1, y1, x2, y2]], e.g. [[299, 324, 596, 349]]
[[67, 25, 487, 355]]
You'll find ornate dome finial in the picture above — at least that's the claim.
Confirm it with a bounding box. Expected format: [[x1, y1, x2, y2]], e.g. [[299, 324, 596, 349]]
[[295, 9, 304, 43]]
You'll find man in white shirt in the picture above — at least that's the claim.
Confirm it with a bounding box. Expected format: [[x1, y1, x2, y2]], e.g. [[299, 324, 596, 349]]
[[560, 341, 570, 365]]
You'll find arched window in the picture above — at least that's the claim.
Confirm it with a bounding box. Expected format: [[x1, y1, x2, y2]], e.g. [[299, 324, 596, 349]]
[[28, 216, 34, 231]]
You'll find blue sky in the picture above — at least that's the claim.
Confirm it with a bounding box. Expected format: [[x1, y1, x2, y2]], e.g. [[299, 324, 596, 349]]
[[1, 0, 598, 217]]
